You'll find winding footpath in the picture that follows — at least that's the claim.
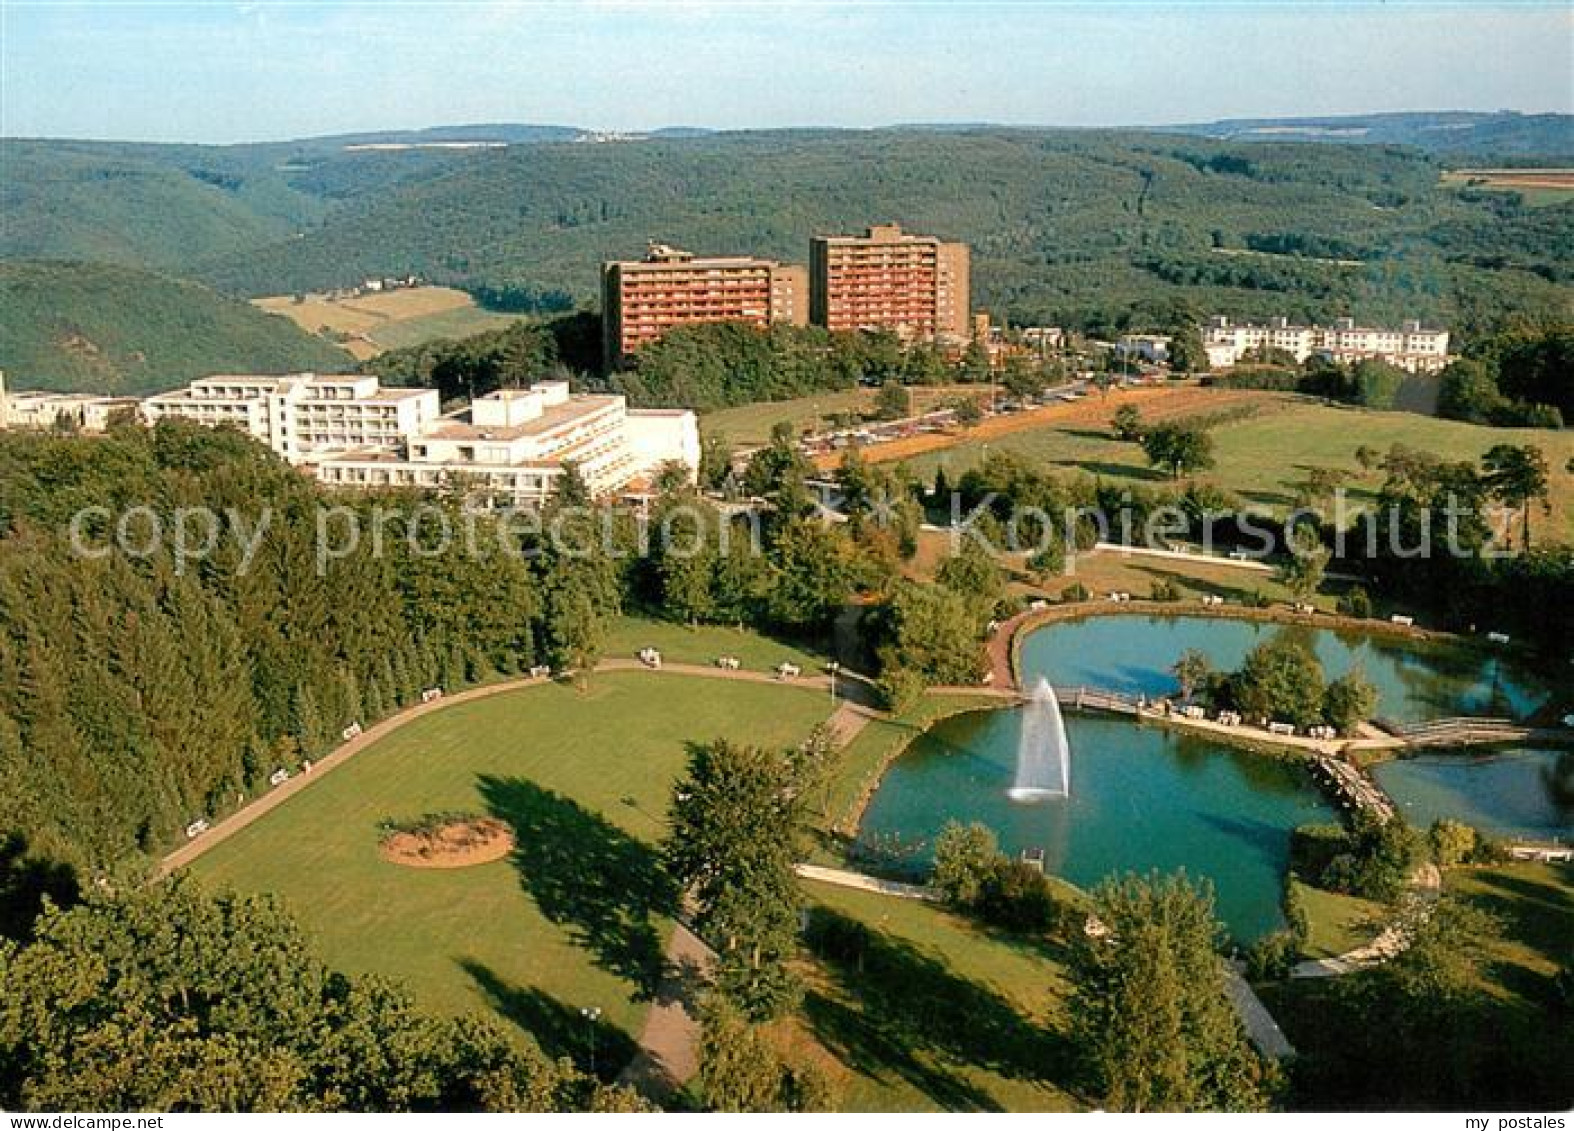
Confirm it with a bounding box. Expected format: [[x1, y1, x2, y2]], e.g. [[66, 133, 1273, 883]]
[[157, 658, 842, 878], [616, 921, 713, 1098]]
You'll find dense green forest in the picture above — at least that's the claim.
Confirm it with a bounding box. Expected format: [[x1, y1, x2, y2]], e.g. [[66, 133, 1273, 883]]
[[0, 420, 628, 870], [4, 128, 1570, 373], [0, 418, 893, 874], [0, 260, 351, 394], [186, 131, 1573, 336], [0, 879, 640, 1111]]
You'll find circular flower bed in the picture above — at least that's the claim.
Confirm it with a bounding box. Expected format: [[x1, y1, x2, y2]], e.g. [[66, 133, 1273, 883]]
[[378, 814, 514, 869]]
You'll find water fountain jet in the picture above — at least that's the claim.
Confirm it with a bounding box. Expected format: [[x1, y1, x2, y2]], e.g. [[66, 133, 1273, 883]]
[[1009, 677, 1071, 802]]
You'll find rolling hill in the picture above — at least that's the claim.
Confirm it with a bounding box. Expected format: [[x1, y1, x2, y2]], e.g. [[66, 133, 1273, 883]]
[[1159, 111, 1574, 159], [0, 260, 353, 394], [2, 121, 1570, 380], [183, 128, 1571, 335]]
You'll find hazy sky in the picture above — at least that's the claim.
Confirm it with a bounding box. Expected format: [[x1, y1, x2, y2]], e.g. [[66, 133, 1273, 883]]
[[2, 1, 1570, 143]]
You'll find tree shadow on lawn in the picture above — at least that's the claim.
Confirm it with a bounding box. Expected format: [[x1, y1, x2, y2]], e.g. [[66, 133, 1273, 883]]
[[1052, 459, 1169, 483], [461, 958, 640, 1081], [478, 774, 678, 1000], [802, 908, 1084, 1111], [1127, 564, 1252, 601], [1455, 868, 1574, 991]]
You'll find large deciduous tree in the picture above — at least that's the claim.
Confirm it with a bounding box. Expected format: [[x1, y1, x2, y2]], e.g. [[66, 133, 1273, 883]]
[[1480, 443, 1550, 550], [1072, 872, 1274, 1112], [1141, 423, 1215, 480], [664, 739, 812, 1021]]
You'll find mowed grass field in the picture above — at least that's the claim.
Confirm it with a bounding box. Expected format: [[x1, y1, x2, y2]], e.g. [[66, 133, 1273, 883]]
[[254, 286, 520, 360], [604, 615, 828, 672], [189, 670, 834, 1056], [702, 384, 1001, 449], [895, 394, 1574, 540], [791, 880, 1081, 1111]]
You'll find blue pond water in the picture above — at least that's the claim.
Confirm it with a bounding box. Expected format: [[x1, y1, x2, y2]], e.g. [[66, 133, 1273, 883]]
[[1018, 613, 1548, 723], [861, 614, 1566, 942], [1375, 748, 1573, 841], [860, 709, 1334, 942]]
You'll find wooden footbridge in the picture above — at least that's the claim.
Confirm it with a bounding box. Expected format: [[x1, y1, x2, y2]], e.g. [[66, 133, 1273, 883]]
[[1384, 716, 1531, 749], [1046, 684, 1145, 716], [1309, 755, 1396, 822]]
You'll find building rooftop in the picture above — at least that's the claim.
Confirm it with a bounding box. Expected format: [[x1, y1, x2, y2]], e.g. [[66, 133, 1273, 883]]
[[421, 394, 621, 442]]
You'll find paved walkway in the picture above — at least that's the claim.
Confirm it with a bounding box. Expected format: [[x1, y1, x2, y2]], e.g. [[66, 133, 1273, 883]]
[[824, 700, 880, 746], [1290, 862, 1442, 978], [795, 862, 939, 902], [1223, 961, 1296, 1061], [616, 921, 713, 1099], [1090, 541, 1364, 583], [158, 659, 841, 877]]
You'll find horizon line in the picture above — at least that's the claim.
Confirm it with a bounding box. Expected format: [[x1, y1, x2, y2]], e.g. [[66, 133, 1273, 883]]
[[3, 107, 1569, 149]]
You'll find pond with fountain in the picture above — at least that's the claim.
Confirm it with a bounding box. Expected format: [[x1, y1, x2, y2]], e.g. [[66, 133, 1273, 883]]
[[859, 613, 1570, 942]]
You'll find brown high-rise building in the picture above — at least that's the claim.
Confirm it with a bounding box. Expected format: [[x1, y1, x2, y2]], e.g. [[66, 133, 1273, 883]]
[[809, 224, 970, 341], [601, 243, 807, 364]]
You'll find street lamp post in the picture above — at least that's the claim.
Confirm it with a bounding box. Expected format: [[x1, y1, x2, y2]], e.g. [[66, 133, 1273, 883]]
[[580, 1005, 601, 1076], [827, 661, 840, 705]]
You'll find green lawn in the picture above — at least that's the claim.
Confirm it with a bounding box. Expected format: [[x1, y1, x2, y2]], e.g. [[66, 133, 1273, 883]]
[[795, 879, 1082, 1111], [702, 390, 875, 448], [701, 384, 986, 448], [189, 671, 833, 1064], [364, 305, 522, 352], [1291, 879, 1385, 959], [1444, 861, 1574, 1003], [604, 615, 828, 674], [898, 396, 1574, 539]]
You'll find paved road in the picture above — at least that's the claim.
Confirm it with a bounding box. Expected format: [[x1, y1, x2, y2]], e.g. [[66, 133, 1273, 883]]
[[1223, 962, 1296, 1061]]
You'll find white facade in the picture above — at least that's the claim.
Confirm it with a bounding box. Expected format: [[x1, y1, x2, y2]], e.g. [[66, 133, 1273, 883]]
[[1115, 334, 1171, 363], [0, 370, 139, 432], [142, 373, 442, 463], [4, 367, 702, 505], [1203, 316, 1450, 373], [313, 381, 700, 505]]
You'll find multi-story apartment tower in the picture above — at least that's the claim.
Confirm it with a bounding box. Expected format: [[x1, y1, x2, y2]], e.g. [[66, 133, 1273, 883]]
[[809, 224, 970, 342], [601, 242, 807, 364]]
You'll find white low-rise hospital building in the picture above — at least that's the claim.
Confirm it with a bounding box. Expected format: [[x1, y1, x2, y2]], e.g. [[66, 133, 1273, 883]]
[[312, 381, 700, 503], [1203, 316, 1450, 373]]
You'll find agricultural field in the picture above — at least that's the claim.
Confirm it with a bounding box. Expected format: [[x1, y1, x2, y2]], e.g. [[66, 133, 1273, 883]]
[[889, 392, 1574, 540], [1442, 168, 1574, 207], [254, 285, 521, 360], [189, 668, 835, 1055]]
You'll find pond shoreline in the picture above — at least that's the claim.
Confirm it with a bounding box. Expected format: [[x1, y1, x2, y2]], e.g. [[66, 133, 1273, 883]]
[[848, 605, 1561, 852], [1001, 599, 1475, 696]]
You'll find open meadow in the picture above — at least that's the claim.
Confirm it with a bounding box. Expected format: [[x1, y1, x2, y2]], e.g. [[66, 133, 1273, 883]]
[[189, 667, 834, 1057], [1441, 168, 1574, 207], [254, 285, 520, 360], [890, 393, 1574, 539]]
